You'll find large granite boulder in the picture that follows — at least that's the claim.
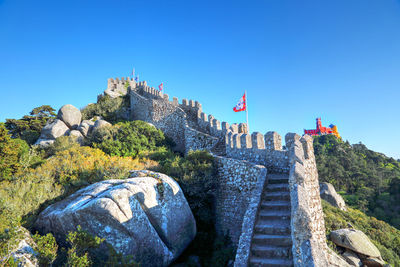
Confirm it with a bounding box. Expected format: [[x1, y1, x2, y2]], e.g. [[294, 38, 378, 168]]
[[57, 104, 82, 129], [35, 170, 196, 267], [330, 229, 383, 261], [320, 182, 347, 211], [36, 119, 69, 141]]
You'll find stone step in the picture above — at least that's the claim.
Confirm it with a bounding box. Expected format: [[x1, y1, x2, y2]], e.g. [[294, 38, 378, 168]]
[[263, 191, 290, 201], [251, 244, 292, 259], [266, 183, 289, 192], [249, 257, 293, 267], [252, 234, 292, 247], [254, 223, 291, 235], [260, 200, 290, 211], [267, 175, 289, 184], [258, 210, 291, 221]]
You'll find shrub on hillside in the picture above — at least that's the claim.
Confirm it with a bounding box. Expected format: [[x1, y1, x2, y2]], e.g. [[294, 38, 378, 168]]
[[81, 95, 129, 124], [65, 225, 104, 267], [0, 145, 157, 231], [323, 200, 400, 266], [44, 136, 80, 157], [91, 120, 173, 158], [32, 232, 58, 266], [0, 124, 28, 181]]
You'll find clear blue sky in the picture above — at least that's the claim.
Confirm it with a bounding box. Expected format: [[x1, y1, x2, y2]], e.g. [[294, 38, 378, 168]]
[[1, 0, 400, 159]]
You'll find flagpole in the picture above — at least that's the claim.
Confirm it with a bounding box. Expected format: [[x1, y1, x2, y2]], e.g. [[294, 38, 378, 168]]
[[245, 90, 249, 133]]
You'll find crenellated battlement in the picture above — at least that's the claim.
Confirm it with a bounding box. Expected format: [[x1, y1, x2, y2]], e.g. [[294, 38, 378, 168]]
[[121, 77, 291, 171], [224, 130, 290, 171]]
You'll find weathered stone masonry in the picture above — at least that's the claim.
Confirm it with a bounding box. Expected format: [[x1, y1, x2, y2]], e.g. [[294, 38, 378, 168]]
[[103, 78, 333, 266]]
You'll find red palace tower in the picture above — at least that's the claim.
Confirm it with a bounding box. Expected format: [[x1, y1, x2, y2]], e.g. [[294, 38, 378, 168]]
[[304, 118, 340, 138]]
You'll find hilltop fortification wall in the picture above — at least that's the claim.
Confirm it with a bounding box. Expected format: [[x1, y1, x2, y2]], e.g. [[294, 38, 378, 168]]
[[103, 78, 330, 266], [287, 134, 329, 266], [213, 156, 267, 246]]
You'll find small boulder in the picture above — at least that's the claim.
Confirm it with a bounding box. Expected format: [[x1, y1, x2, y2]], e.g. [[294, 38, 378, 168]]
[[342, 249, 362, 266], [320, 182, 347, 211], [77, 120, 95, 137], [38, 119, 69, 140], [92, 119, 112, 133], [330, 229, 381, 258], [35, 170, 196, 267], [361, 257, 386, 267], [57, 104, 82, 129], [67, 130, 85, 145], [34, 138, 55, 147]]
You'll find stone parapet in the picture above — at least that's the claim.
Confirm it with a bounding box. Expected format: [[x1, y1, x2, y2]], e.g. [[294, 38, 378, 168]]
[[287, 134, 329, 266]]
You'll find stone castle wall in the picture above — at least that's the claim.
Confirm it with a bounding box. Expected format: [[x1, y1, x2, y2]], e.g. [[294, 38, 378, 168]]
[[213, 156, 267, 246], [287, 134, 329, 266], [104, 78, 329, 266]]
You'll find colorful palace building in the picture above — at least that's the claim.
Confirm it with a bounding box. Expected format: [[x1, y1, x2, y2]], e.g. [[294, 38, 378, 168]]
[[304, 118, 341, 138]]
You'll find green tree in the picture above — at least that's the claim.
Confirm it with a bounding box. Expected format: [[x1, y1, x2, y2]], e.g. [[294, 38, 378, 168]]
[[0, 124, 24, 180], [5, 105, 56, 144]]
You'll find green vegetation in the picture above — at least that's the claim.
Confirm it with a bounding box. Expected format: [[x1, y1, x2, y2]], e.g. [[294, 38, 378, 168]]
[[0, 124, 26, 180], [0, 115, 233, 265], [147, 150, 235, 266], [90, 121, 174, 158], [32, 232, 58, 266], [81, 95, 129, 124], [5, 105, 56, 145], [323, 200, 400, 266], [314, 134, 400, 228], [66, 225, 104, 267]]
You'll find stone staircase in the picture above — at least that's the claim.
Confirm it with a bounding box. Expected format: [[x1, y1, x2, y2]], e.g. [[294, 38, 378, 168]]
[[248, 173, 293, 267], [211, 141, 227, 156]]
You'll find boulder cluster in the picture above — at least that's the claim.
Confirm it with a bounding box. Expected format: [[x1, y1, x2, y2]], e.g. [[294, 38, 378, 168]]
[[320, 183, 386, 266], [34, 104, 111, 147], [331, 229, 386, 266]]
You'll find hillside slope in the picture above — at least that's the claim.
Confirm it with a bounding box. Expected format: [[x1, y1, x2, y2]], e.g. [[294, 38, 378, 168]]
[[323, 200, 400, 266], [314, 135, 400, 229]]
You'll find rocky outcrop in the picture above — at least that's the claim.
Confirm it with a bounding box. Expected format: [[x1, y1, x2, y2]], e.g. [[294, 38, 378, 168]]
[[331, 229, 385, 266], [36, 119, 69, 144], [331, 229, 381, 258], [35, 170, 196, 267], [6, 227, 39, 267], [35, 104, 111, 147], [57, 104, 82, 129], [320, 182, 347, 211]]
